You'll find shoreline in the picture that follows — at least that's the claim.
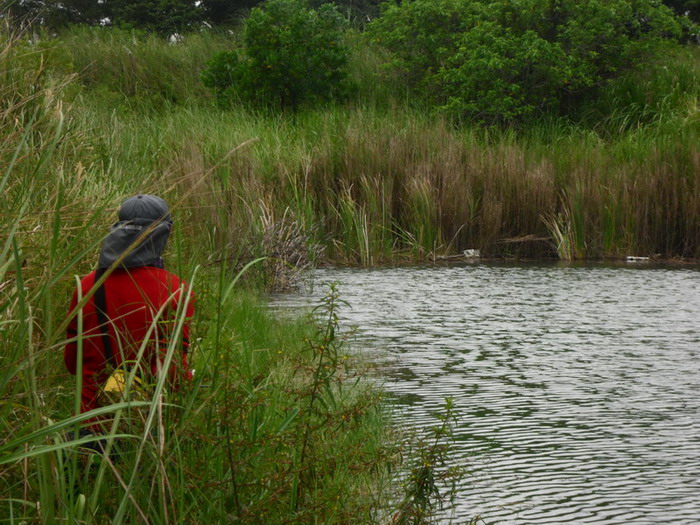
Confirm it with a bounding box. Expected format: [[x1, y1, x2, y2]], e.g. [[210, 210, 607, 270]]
[[316, 255, 700, 270]]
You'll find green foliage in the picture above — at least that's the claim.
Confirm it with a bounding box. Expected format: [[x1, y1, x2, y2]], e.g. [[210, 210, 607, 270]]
[[394, 397, 470, 525], [202, 0, 355, 109], [57, 27, 230, 107], [0, 33, 396, 523], [7, 0, 204, 33], [7, 0, 382, 30], [292, 283, 354, 511], [200, 50, 248, 105], [309, 0, 384, 28], [200, 0, 262, 26], [6, 0, 107, 28], [661, 0, 700, 40], [367, 0, 484, 94], [577, 44, 700, 132], [370, 0, 685, 124], [7, 25, 700, 267], [439, 23, 567, 122]]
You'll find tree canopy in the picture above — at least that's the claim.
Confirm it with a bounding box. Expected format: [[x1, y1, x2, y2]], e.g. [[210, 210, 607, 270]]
[[201, 0, 354, 109], [369, 0, 685, 124], [664, 0, 700, 22]]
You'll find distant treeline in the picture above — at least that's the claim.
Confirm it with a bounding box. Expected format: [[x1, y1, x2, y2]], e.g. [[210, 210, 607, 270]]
[[3, 0, 383, 33], [4, 0, 699, 34]]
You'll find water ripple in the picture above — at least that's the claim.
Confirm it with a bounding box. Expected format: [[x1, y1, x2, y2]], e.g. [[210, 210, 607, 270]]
[[271, 263, 700, 524]]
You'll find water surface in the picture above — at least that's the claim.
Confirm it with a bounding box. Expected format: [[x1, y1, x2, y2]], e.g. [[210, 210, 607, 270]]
[[271, 262, 700, 524]]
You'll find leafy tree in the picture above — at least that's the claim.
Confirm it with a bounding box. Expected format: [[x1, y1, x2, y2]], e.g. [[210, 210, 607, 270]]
[[199, 0, 383, 27], [202, 0, 354, 109], [367, 0, 488, 95], [5, 0, 383, 31], [370, 0, 684, 124], [4, 0, 203, 33], [439, 22, 567, 122]]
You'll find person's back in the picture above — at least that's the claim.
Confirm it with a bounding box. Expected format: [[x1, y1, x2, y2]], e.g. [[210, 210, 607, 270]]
[[64, 194, 193, 422], [65, 266, 193, 414]]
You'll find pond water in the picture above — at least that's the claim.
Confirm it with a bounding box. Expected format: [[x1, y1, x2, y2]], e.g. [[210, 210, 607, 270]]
[[270, 262, 700, 524]]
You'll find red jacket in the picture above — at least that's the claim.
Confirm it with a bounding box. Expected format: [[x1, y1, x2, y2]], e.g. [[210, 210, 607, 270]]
[[64, 266, 194, 415]]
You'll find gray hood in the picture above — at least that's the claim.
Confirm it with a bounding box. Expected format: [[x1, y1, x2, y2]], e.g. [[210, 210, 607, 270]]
[[97, 195, 172, 269]]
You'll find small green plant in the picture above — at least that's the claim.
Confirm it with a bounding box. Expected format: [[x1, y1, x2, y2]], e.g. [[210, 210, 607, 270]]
[[393, 397, 469, 525], [292, 282, 349, 510], [202, 0, 355, 109]]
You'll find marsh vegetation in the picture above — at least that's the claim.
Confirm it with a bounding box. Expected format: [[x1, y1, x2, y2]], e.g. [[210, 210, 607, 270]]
[[1, 1, 699, 520]]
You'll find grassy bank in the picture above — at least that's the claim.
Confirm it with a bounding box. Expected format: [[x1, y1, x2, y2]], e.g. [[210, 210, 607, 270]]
[[0, 31, 399, 523]]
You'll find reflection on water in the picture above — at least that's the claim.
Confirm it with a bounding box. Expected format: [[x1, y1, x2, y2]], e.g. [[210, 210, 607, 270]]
[[270, 263, 700, 524]]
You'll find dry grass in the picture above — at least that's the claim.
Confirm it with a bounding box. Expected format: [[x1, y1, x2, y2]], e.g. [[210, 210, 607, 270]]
[[148, 105, 700, 263]]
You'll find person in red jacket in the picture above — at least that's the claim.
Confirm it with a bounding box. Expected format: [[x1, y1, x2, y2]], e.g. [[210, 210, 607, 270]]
[[64, 195, 194, 423]]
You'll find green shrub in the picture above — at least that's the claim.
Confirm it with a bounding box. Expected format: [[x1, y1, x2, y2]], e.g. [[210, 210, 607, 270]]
[[200, 50, 247, 105], [202, 0, 355, 109], [367, 0, 484, 95], [438, 23, 567, 123], [370, 0, 684, 124]]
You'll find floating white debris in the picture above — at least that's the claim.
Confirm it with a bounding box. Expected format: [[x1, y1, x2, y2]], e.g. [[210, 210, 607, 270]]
[[169, 33, 184, 45], [464, 249, 481, 258], [626, 256, 650, 262]]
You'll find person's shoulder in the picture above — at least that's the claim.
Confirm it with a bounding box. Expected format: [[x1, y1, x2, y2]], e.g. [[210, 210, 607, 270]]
[[140, 267, 190, 288], [80, 270, 98, 287]]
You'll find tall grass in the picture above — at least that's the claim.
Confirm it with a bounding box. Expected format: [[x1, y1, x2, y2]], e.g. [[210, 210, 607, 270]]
[[112, 103, 698, 262], [58, 27, 232, 108], [1, 29, 399, 523]]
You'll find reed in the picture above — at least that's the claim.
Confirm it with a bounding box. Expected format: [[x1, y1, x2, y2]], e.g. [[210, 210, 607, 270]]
[[78, 110, 700, 263], [73, 101, 700, 263]]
